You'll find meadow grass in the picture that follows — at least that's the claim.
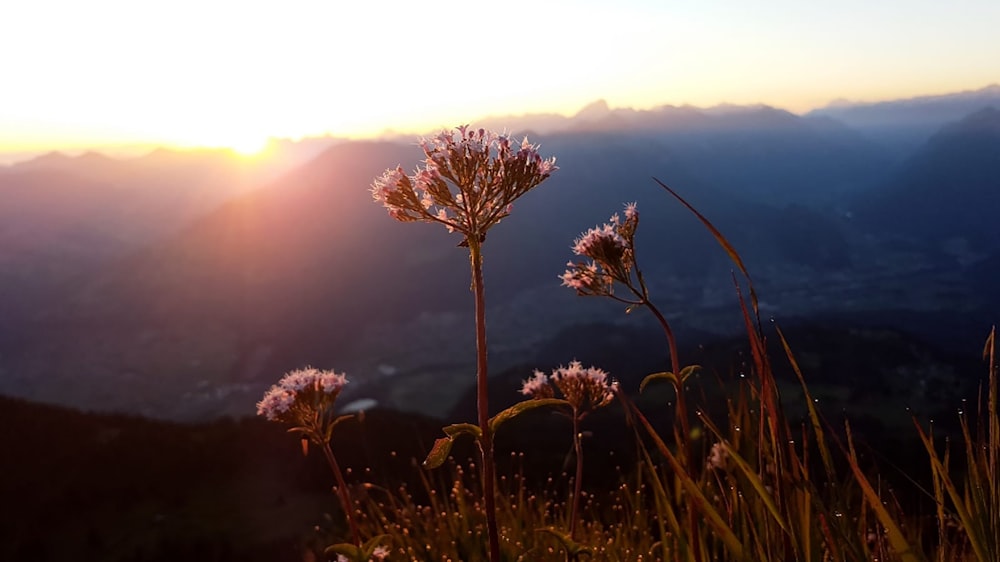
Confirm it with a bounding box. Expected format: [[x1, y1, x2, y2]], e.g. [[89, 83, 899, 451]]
[[308, 320, 996, 561], [262, 129, 998, 561]]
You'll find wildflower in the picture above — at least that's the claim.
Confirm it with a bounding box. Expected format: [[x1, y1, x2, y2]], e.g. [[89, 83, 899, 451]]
[[260, 367, 361, 547], [562, 203, 639, 297], [525, 361, 617, 413], [256, 367, 348, 430], [707, 442, 728, 471], [371, 125, 557, 244], [522, 361, 617, 540], [560, 260, 613, 295], [334, 546, 389, 562], [372, 127, 557, 562], [551, 361, 618, 412], [624, 201, 637, 220], [520, 369, 554, 399]]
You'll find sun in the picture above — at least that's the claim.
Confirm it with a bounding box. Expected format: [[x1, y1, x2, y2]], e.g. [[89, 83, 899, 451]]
[[226, 136, 270, 156], [171, 131, 271, 158]]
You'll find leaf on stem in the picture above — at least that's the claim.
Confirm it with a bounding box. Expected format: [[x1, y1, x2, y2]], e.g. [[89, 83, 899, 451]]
[[424, 423, 485, 469], [489, 398, 570, 434], [325, 414, 355, 442], [640, 371, 678, 393], [324, 543, 363, 560], [443, 423, 482, 440], [423, 437, 454, 469]]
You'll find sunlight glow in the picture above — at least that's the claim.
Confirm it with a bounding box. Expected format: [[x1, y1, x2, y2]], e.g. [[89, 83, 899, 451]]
[[1, 0, 998, 155]]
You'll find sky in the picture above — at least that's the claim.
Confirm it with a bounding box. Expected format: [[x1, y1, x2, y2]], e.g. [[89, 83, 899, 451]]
[[2, 0, 998, 156]]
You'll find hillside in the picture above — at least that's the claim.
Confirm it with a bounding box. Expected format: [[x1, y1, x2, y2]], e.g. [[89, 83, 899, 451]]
[[851, 107, 1000, 252], [0, 129, 868, 420], [0, 395, 440, 562], [808, 83, 1000, 156]]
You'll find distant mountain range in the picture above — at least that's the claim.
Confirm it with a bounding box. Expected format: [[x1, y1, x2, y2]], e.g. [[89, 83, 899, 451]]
[[808, 84, 1000, 156], [2, 86, 999, 421], [476, 84, 1000, 158], [853, 106, 1000, 250]]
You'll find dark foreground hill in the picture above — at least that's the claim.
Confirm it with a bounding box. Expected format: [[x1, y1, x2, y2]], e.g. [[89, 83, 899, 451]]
[[0, 395, 441, 562], [1, 321, 989, 561]]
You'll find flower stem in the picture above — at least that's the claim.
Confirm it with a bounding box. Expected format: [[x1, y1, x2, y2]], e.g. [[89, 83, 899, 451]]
[[469, 238, 501, 562], [569, 411, 584, 540], [642, 298, 701, 562], [321, 441, 362, 547], [642, 298, 693, 461]]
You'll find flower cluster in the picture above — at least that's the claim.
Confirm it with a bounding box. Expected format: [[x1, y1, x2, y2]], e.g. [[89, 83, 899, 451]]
[[371, 125, 557, 243], [706, 442, 729, 471], [335, 546, 389, 562], [256, 367, 348, 426], [561, 203, 639, 297], [521, 361, 618, 413]]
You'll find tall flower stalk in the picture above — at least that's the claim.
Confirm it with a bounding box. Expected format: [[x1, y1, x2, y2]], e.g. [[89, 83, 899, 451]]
[[561, 204, 692, 451], [521, 363, 617, 543], [257, 368, 362, 547], [558, 205, 694, 562], [372, 126, 556, 561]]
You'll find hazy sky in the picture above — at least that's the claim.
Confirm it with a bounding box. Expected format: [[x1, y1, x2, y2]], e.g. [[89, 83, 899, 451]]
[[2, 0, 998, 154]]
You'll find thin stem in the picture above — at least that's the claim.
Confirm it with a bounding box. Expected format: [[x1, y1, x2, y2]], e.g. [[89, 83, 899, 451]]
[[623, 276, 692, 464], [321, 441, 362, 547], [469, 238, 501, 562], [569, 411, 584, 540], [640, 297, 701, 562], [646, 299, 693, 447]]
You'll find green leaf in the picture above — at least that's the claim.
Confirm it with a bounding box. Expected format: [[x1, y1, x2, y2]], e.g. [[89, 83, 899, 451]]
[[325, 414, 355, 442], [678, 364, 701, 382], [362, 535, 391, 558], [422, 437, 454, 469], [536, 527, 593, 558], [639, 371, 678, 393], [362, 534, 390, 549], [324, 542, 363, 560], [489, 398, 569, 434], [442, 423, 482, 440]]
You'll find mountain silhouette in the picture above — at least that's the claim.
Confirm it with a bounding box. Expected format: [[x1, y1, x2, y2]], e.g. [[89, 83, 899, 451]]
[[808, 84, 1000, 156], [851, 107, 1000, 251], [5, 88, 999, 420], [0, 130, 858, 419]]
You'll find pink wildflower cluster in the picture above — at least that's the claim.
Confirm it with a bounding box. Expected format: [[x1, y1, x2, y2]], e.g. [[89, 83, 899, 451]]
[[561, 203, 639, 297], [335, 546, 389, 562], [706, 442, 729, 471], [256, 367, 348, 423], [371, 125, 557, 243], [521, 361, 618, 413]]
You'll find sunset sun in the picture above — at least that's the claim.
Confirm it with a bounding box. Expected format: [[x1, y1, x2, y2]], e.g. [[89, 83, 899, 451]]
[[226, 136, 269, 156]]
